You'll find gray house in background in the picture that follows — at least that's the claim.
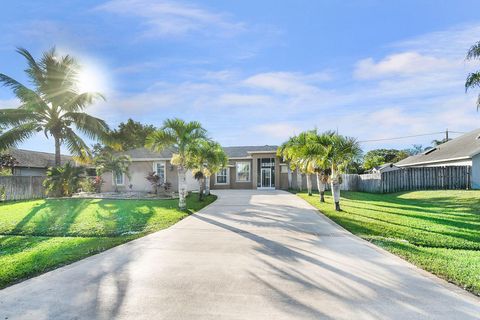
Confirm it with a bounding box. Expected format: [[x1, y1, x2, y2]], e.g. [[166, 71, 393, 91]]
[[396, 128, 480, 189], [6, 149, 73, 176]]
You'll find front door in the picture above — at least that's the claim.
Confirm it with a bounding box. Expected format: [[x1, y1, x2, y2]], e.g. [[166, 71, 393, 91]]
[[261, 168, 272, 188]]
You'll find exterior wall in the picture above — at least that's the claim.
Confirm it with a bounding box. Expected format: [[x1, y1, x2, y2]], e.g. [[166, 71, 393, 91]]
[[251, 152, 281, 189], [100, 160, 198, 193], [13, 167, 47, 176], [210, 159, 254, 190], [471, 154, 480, 189]]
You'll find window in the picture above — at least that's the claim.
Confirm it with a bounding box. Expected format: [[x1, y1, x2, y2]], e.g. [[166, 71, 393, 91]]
[[154, 162, 166, 183], [113, 171, 124, 185], [216, 168, 228, 184], [236, 162, 250, 182]]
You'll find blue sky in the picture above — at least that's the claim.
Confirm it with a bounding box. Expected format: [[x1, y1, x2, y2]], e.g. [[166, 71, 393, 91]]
[[2, 0, 480, 153]]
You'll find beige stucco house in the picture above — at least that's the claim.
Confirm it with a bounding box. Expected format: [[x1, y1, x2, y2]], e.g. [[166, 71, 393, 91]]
[[101, 145, 291, 192]]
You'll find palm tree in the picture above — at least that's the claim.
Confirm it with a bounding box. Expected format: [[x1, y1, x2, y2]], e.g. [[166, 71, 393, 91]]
[[319, 134, 362, 211], [278, 136, 304, 191], [146, 118, 207, 210], [278, 131, 317, 195], [186, 139, 227, 200], [465, 41, 480, 109], [303, 130, 334, 202], [0, 47, 109, 164], [44, 162, 85, 197], [95, 151, 131, 192]]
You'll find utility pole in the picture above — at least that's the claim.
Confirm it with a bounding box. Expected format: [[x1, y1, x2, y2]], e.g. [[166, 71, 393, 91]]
[[445, 128, 449, 142]]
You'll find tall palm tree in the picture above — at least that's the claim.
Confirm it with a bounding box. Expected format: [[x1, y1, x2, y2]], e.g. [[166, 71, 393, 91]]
[[187, 139, 228, 200], [319, 134, 362, 211], [146, 118, 207, 210], [0, 47, 109, 164], [95, 151, 131, 192], [465, 41, 480, 109]]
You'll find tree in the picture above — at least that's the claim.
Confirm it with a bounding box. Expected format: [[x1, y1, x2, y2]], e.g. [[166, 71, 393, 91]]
[[318, 134, 362, 211], [0, 47, 109, 165], [278, 134, 310, 192], [465, 40, 480, 109], [303, 130, 335, 202], [363, 149, 409, 170], [432, 138, 451, 146], [0, 153, 17, 175], [95, 151, 131, 192], [186, 139, 227, 200], [44, 162, 85, 197], [110, 119, 156, 151], [145, 118, 207, 210]]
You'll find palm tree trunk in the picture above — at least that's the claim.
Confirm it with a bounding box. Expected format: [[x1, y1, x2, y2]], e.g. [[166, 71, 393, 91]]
[[287, 167, 292, 189], [306, 174, 312, 196], [54, 135, 61, 166], [331, 167, 341, 211], [178, 165, 187, 210], [205, 175, 211, 196], [198, 177, 204, 201], [113, 173, 118, 193], [296, 170, 303, 191], [316, 173, 325, 202]]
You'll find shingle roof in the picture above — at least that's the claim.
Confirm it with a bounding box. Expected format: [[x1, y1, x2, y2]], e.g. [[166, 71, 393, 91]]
[[119, 147, 177, 159], [223, 145, 278, 158], [396, 128, 480, 166], [122, 145, 279, 160], [6, 148, 73, 168]]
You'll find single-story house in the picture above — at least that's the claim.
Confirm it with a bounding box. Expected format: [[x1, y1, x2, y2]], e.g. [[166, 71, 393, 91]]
[[4, 148, 72, 176], [396, 128, 480, 189], [368, 163, 399, 174], [101, 145, 291, 192]]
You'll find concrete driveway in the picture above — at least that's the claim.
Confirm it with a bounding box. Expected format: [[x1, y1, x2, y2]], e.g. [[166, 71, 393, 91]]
[[0, 190, 479, 319]]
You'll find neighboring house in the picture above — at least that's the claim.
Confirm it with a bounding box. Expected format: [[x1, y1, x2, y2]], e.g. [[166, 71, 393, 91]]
[[6, 148, 73, 176], [101, 145, 290, 192], [369, 163, 399, 174], [396, 128, 480, 189]]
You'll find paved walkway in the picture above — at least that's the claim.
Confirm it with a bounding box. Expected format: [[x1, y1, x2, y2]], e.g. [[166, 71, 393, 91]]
[[0, 190, 479, 319]]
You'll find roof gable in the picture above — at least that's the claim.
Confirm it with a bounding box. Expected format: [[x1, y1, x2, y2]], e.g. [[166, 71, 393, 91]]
[[396, 128, 480, 166]]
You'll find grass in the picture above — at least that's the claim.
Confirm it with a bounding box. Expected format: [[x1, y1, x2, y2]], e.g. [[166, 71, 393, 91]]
[[297, 190, 480, 295], [0, 194, 216, 288]]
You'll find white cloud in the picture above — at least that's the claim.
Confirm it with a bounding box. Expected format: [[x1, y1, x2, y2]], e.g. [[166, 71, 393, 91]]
[[244, 71, 330, 95], [0, 98, 18, 109], [96, 0, 245, 38], [252, 122, 301, 140], [354, 52, 455, 79]]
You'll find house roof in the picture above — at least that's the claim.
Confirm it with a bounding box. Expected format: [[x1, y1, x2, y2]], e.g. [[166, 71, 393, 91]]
[[223, 145, 278, 158], [396, 128, 480, 166], [6, 148, 73, 168], [123, 145, 279, 160]]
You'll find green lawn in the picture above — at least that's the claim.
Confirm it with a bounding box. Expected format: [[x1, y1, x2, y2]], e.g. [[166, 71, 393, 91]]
[[297, 190, 480, 296], [0, 194, 216, 288]]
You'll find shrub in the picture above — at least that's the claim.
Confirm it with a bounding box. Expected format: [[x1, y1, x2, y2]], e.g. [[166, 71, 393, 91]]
[[44, 163, 85, 197]]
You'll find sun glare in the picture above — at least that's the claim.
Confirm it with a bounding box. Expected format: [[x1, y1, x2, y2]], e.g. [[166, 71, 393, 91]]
[[76, 60, 110, 94]]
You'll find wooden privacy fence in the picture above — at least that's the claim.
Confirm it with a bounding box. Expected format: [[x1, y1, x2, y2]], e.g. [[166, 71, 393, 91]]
[[293, 165, 471, 193], [378, 166, 471, 193], [0, 176, 46, 201]]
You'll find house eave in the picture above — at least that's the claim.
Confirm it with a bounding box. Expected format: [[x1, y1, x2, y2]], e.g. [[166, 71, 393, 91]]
[[396, 156, 472, 167]]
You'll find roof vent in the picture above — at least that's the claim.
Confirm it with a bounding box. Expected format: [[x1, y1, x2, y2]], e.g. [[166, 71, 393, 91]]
[[423, 148, 436, 155]]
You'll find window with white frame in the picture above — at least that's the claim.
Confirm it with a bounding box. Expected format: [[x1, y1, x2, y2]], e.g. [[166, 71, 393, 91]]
[[114, 171, 125, 185], [236, 162, 250, 182], [154, 162, 166, 183], [216, 168, 228, 184]]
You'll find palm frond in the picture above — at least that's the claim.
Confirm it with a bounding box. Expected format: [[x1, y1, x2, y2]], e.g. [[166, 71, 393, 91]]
[[466, 41, 480, 60], [145, 130, 177, 151], [0, 123, 38, 151], [65, 112, 110, 140], [16, 47, 45, 89], [63, 127, 92, 162], [465, 72, 480, 92], [0, 109, 39, 126], [0, 73, 45, 106]]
